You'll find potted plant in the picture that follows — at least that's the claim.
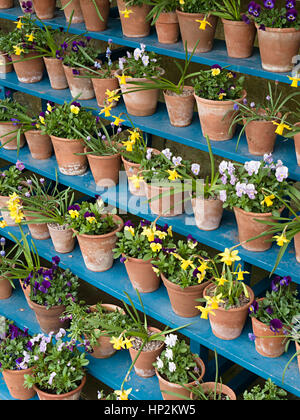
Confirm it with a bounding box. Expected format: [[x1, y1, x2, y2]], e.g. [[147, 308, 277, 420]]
[[247, 0, 300, 72], [176, 0, 218, 53], [0, 237, 22, 299], [0, 163, 25, 226], [24, 329, 89, 400], [231, 81, 300, 156], [154, 336, 205, 400], [0, 97, 26, 151], [113, 219, 174, 293], [116, 44, 164, 116], [41, 100, 97, 176], [192, 65, 246, 141], [219, 155, 289, 252], [212, 0, 256, 58], [73, 117, 123, 188], [79, 0, 111, 32], [155, 234, 213, 317], [248, 275, 300, 358], [6, 15, 45, 83], [60, 0, 84, 24], [0, 321, 40, 400], [63, 300, 130, 359], [147, 0, 179, 44], [116, 0, 152, 38], [0, 32, 13, 74], [32, 0, 56, 20], [66, 197, 124, 272], [198, 247, 255, 340], [243, 378, 287, 400]]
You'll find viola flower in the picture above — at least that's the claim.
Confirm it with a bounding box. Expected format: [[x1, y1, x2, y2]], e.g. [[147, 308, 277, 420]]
[[248, 333, 256, 341], [286, 8, 298, 22], [266, 306, 274, 315], [219, 190, 227, 202], [263, 0, 275, 9], [275, 165, 288, 182], [280, 275, 292, 286], [191, 163, 200, 176], [249, 300, 259, 314], [270, 318, 283, 333], [15, 160, 25, 171]]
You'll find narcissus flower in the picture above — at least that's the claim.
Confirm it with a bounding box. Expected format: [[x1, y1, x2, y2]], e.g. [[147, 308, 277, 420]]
[[273, 233, 290, 247], [272, 121, 292, 136], [287, 75, 300, 88], [25, 33, 35, 42], [99, 104, 113, 117], [180, 259, 195, 271], [120, 8, 133, 18], [196, 17, 212, 30], [13, 46, 24, 56], [219, 248, 241, 266], [14, 20, 23, 29], [112, 115, 125, 126], [129, 175, 143, 189], [196, 305, 215, 319], [167, 169, 182, 181], [260, 194, 275, 207], [115, 388, 132, 400], [0, 220, 7, 228], [110, 336, 125, 350], [117, 73, 128, 85]]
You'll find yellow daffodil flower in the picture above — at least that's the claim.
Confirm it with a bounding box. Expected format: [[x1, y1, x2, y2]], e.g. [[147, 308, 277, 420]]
[[70, 104, 80, 115], [114, 388, 132, 400], [25, 33, 35, 42], [215, 276, 228, 286], [13, 46, 24, 56], [272, 121, 292, 136], [179, 0, 185, 4], [219, 248, 241, 266], [167, 169, 182, 181], [260, 194, 275, 207], [196, 305, 215, 319], [128, 129, 141, 142], [0, 220, 7, 228], [113, 115, 125, 126], [105, 89, 120, 103], [288, 75, 300, 88], [120, 8, 133, 18], [117, 73, 128, 85], [236, 269, 250, 281], [198, 261, 209, 272], [110, 336, 125, 350], [100, 104, 113, 117], [15, 20, 23, 29], [180, 259, 195, 271], [273, 233, 290, 247], [122, 139, 135, 152], [196, 272, 205, 284], [196, 17, 212, 30], [122, 337, 133, 349], [205, 294, 224, 310]]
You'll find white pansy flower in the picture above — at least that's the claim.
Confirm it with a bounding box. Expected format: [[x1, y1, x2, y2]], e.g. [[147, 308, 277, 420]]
[[165, 334, 178, 348], [169, 362, 176, 373]]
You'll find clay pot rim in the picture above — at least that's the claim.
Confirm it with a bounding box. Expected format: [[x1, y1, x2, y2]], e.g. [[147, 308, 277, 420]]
[[29, 297, 66, 312], [251, 297, 287, 331], [203, 282, 255, 313], [222, 18, 254, 26], [115, 67, 165, 82], [3, 366, 34, 375], [130, 326, 165, 354], [84, 146, 120, 159], [233, 205, 284, 218], [122, 253, 153, 264], [161, 272, 210, 293], [194, 89, 247, 105], [43, 56, 62, 62], [50, 134, 83, 143], [189, 382, 237, 400], [0, 120, 22, 126], [156, 356, 205, 386], [122, 147, 160, 168], [33, 375, 86, 398], [47, 223, 71, 231], [156, 10, 178, 24], [73, 214, 124, 239], [90, 302, 125, 316], [255, 23, 300, 33], [163, 86, 194, 98], [176, 9, 214, 18]]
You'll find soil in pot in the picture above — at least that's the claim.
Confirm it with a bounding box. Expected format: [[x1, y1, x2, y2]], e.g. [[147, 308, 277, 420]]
[[33, 0, 56, 19], [48, 223, 75, 254], [162, 273, 210, 318], [124, 256, 160, 293], [63, 64, 95, 100], [129, 327, 164, 378], [191, 195, 223, 231], [164, 87, 195, 127], [155, 11, 179, 44], [156, 357, 205, 400], [11, 52, 44, 84], [0, 52, 13, 74], [117, 0, 151, 38], [0, 121, 25, 150], [50, 135, 88, 176], [204, 283, 254, 340], [61, 0, 84, 24], [2, 367, 36, 400], [80, 0, 110, 32], [85, 148, 121, 187], [24, 130, 53, 160], [222, 19, 256, 59], [43, 57, 68, 90], [34, 376, 86, 400]]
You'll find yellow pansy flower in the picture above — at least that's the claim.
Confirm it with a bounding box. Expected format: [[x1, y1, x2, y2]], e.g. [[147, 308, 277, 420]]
[[114, 388, 132, 400], [47, 103, 53, 112], [167, 169, 182, 181], [120, 8, 133, 18], [141, 227, 156, 242], [273, 233, 290, 247], [150, 242, 162, 253], [218, 92, 227, 100], [152, 266, 160, 275], [129, 175, 143, 189], [272, 121, 292, 136], [125, 225, 135, 236], [86, 216, 96, 224], [70, 105, 80, 115], [155, 230, 167, 240], [196, 17, 212, 30], [68, 209, 79, 219], [211, 68, 221, 76], [179, 0, 185, 4], [219, 248, 241, 266], [167, 226, 173, 237]]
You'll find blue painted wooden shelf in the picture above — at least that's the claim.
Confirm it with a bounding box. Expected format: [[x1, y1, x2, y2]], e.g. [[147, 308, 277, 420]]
[[0, 146, 298, 282], [0, 225, 299, 397], [0, 282, 162, 400], [0, 5, 295, 85]]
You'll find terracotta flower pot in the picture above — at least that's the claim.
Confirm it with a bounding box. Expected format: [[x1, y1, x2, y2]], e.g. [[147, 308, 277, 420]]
[[92, 75, 119, 108], [116, 69, 163, 117], [0, 0, 13, 8], [256, 25, 300, 73], [0, 121, 25, 150], [293, 122, 300, 166], [155, 11, 179, 44], [79, 0, 110, 32], [0, 195, 17, 226], [61, 0, 84, 24], [244, 117, 278, 156], [19, 280, 34, 310], [204, 283, 255, 340], [117, 0, 151, 38], [30, 298, 69, 334], [233, 206, 282, 252], [43, 57, 68, 90], [24, 130, 53, 160], [122, 156, 146, 196], [191, 195, 223, 231], [0, 275, 12, 299], [0, 52, 13, 74], [63, 64, 95, 100], [85, 148, 121, 188], [2, 367, 36, 400], [34, 376, 86, 400], [11, 52, 44, 84], [50, 135, 88, 176], [75, 214, 124, 272], [194, 90, 247, 141], [251, 313, 287, 358], [89, 304, 125, 359], [24, 211, 50, 240], [162, 273, 210, 318], [296, 342, 300, 374], [164, 87, 195, 127], [124, 255, 160, 293], [176, 10, 218, 53], [190, 382, 237, 400], [222, 19, 256, 59], [294, 231, 300, 263], [156, 357, 205, 400], [32, 0, 56, 19], [48, 223, 75, 254], [129, 327, 164, 378], [146, 183, 184, 217]]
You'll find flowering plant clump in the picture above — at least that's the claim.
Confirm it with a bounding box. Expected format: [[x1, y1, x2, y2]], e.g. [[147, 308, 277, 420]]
[[40, 101, 98, 140], [192, 65, 245, 101], [0, 322, 40, 371], [63, 37, 102, 70], [154, 235, 213, 288], [0, 163, 25, 197], [118, 44, 162, 80], [120, 126, 148, 165], [178, 0, 216, 14], [113, 219, 175, 263], [218, 154, 290, 214], [247, 0, 300, 29], [22, 256, 79, 309], [243, 378, 287, 400], [24, 329, 89, 395], [66, 198, 119, 236], [154, 335, 199, 384], [248, 275, 300, 335], [0, 97, 29, 123]]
